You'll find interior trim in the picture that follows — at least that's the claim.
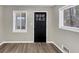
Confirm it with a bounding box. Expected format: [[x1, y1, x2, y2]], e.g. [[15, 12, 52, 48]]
[[1, 41, 34, 43], [0, 41, 64, 53], [50, 41, 65, 53]]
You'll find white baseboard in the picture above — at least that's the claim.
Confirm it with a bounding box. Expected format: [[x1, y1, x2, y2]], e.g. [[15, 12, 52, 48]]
[[0, 42, 4, 46], [47, 41, 54, 43], [2, 41, 34, 43], [50, 41, 65, 53], [0, 41, 64, 53]]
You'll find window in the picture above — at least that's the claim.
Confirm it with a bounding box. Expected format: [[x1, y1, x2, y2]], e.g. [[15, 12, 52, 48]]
[[59, 5, 79, 32], [13, 11, 27, 32]]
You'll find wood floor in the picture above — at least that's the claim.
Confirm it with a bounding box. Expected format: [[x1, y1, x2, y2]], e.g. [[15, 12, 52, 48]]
[[0, 43, 61, 53]]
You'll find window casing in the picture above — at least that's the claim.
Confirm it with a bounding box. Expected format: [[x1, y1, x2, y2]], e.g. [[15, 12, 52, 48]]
[[13, 11, 27, 32], [59, 5, 79, 32]]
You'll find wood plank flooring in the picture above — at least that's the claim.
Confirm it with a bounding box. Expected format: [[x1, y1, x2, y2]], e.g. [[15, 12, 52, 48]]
[[0, 43, 61, 53]]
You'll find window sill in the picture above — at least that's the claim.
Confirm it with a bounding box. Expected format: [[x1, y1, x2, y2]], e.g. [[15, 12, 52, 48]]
[[13, 30, 27, 33], [59, 26, 79, 32]]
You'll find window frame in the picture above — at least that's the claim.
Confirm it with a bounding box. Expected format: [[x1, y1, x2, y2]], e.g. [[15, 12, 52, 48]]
[[59, 5, 79, 32], [13, 10, 27, 32]]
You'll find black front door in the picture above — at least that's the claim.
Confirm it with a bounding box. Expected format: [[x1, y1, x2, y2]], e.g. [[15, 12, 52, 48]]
[[34, 12, 46, 42]]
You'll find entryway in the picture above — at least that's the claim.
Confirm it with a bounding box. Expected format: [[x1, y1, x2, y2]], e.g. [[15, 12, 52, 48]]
[[34, 11, 47, 42]]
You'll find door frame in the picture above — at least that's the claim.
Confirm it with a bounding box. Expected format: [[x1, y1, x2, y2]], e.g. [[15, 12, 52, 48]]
[[33, 11, 48, 43]]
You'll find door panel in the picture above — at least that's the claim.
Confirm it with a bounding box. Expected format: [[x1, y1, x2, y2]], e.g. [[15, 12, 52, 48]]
[[34, 12, 46, 42]]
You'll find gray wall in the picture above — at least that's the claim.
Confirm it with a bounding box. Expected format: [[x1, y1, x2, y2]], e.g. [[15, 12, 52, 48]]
[[2, 6, 54, 42], [52, 6, 79, 53], [0, 6, 3, 41]]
